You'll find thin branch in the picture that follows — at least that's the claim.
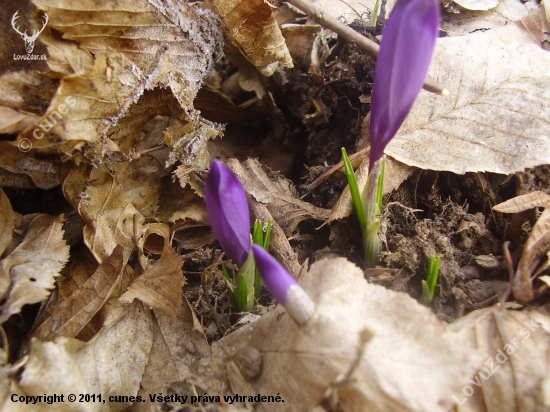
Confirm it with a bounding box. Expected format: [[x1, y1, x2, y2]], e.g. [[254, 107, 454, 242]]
[[286, 0, 448, 96]]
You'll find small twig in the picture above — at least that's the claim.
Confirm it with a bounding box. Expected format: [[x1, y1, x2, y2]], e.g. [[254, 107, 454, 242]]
[[285, 0, 448, 96], [130, 143, 167, 159], [302, 146, 370, 194]]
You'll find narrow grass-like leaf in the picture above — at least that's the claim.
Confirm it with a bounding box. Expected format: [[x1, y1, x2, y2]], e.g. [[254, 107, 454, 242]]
[[376, 157, 386, 212], [237, 273, 248, 312], [263, 220, 272, 249], [253, 220, 263, 246], [221, 264, 238, 309], [371, 0, 382, 27], [342, 148, 367, 233], [422, 256, 441, 305]]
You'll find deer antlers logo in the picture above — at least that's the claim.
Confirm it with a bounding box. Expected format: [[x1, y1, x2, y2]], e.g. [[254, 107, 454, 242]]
[[11, 11, 48, 54]]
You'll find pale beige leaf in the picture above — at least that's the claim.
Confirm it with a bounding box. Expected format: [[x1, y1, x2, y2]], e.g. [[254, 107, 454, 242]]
[[74, 302, 153, 412], [135, 300, 211, 411], [0, 107, 39, 135], [0, 214, 69, 321], [209, 0, 293, 76], [120, 242, 184, 318], [450, 305, 550, 411], [385, 16, 550, 174], [19, 338, 95, 412], [19, 301, 153, 412], [493, 191, 550, 213], [0, 190, 14, 258], [539, 275, 550, 287], [454, 0, 499, 11], [210, 258, 484, 412], [515, 207, 550, 303], [30, 246, 125, 341]]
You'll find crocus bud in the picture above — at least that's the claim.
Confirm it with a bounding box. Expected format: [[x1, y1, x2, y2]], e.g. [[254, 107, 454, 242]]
[[369, 0, 439, 170], [205, 159, 251, 266], [252, 245, 315, 326]]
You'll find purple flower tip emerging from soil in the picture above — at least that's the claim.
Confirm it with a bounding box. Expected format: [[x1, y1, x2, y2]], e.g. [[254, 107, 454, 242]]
[[252, 245, 315, 325], [369, 0, 439, 170], [205, 159, 251, 266]]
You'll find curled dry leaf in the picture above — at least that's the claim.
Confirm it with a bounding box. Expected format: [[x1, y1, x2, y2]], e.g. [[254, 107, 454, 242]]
[[0, 214, 70, 322], [493, 192, 550, 303], [385, 15, 550, 174], [492, 191, 550, 213], [208, 0, 293, 76], [29, 246, 125, 342], [120, 241, 185, 319], [450, 304, 550, 411], [227, 158, 329, 236], [204, 258, 483, 412], [516, 207, 550, 303]]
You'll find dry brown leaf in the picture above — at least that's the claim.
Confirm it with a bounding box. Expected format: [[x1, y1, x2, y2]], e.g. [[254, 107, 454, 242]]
[[135, 300, 211, 411], [30, 246, 125, 342], [156, 177, 208, 224], [73, 302, 153, 412], [450, 305, 550, 411], [19, 338, 95, 412], [0, 143, 61, 190], [515, 207, 550, 303], [0, 214, 69, 322], [385, 14, 550, 174], [208, 0, 293, 76], [63, 165, 145, 263], [205, 258, 484, 412], [0, 70, 57, 114], [0, 190, 14, 258], [120, 242, 184, 319], [228, 158, 330, 236], [281, 24, 321, 65], [21, 0, 224, 165], [493, 192, 550, 303], [493, 191, 550, 213], [0, 107, 40, 135]]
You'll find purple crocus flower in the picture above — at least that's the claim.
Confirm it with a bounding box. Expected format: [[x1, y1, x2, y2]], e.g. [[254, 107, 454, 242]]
[[205, 159, 251, 266], [252, 244, 315, 325], [369, 0, 439, 170]]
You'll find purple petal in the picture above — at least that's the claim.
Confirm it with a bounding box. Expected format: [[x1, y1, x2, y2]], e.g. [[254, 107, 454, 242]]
[[205, 159, 251, 266], [252, 245, 315, 325], [369, 0, 439, 169]]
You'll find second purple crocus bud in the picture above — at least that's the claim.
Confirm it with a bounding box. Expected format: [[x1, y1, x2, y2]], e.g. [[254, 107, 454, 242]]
[[205, 159, 251, 266], [252, 245, 315, 325], [369, 0, 440, 170]]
